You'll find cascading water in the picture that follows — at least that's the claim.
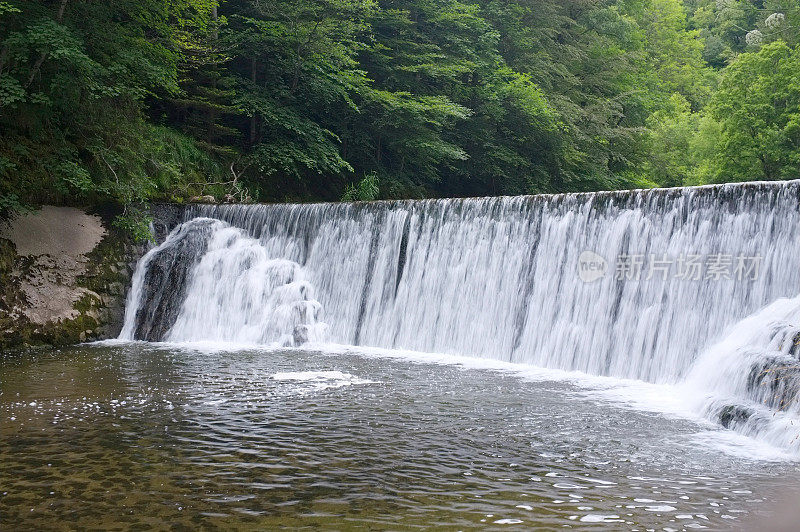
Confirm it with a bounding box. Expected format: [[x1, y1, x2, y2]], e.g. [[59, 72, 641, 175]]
[[683, 296, 800, 450], [121, 180, 800, 450], [119, 218, 327, 346]]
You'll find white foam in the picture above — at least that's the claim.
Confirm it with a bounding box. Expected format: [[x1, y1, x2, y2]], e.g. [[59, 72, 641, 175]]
[[272, 370, 370, 383], [580, 514, 622, 523], [688, 431, 796, 462], [120, 219, 327, 346], [271, 370, 376, 392]]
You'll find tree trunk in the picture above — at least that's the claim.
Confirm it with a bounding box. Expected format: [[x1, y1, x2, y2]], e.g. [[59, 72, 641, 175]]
[[25, 0, 69, 88], [250, 58, 257, 145], [212, 5, 219, 41]]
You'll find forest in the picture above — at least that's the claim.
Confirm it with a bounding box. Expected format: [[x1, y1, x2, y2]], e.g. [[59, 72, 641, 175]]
[[0, 0, 798, 232]]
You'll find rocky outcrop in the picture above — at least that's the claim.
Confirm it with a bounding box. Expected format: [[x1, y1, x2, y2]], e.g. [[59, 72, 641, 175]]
[[127, 218, 216, 341], [0, 206, 146, 348]]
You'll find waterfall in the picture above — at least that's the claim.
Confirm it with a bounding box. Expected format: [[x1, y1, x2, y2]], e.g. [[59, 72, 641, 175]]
[[120, 181, 800, 449], [119, 218, 327, 346], [683, 295, 800, 451]]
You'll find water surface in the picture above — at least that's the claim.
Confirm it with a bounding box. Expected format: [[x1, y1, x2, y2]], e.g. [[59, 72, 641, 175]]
[[2, 343, 798, 529]]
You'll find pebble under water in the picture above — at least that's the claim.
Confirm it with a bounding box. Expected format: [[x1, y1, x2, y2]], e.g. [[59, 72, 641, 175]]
[[2, 342, 799, 530]]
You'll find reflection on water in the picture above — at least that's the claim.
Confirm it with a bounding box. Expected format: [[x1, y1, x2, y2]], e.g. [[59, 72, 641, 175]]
[[1, 343, 798, 529]]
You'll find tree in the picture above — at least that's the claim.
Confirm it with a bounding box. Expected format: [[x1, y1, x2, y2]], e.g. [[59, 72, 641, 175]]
[[220, 0, 375, 200], [704, 40, 800, 182], [3, 0, 799, 222], [0, 0, 225, 227]]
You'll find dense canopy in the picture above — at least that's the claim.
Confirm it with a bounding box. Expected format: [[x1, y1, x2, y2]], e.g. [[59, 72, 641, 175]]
[[1, 0, 798, 231]]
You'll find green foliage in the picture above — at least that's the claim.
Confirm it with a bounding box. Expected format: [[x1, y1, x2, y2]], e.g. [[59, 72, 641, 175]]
[[641, 93, 703, 186], [342, 172, 380, 201], [629, 0, 716, 109], [703, 41, 800, 182], [0, 191, 24, 219], [1, 0, 798, 218], [0, 0, 229, 234], [112, 208, 154, 244]]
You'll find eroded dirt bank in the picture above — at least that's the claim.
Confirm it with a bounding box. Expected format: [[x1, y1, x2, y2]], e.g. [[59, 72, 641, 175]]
[[0, 206, 145, 348]]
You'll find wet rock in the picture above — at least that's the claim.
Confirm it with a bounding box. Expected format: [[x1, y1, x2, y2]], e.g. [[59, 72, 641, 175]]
[[107, 282, 124, 296], [293, 325, 310, 346], [717, 404, 754, 429], [130, 219, 216, 341]]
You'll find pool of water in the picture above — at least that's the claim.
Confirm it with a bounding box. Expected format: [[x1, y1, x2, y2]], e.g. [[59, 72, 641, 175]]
[[2, 342, 798, 529]]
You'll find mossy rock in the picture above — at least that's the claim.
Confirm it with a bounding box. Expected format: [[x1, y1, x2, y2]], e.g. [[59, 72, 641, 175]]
[[0, 220, 144, 349]]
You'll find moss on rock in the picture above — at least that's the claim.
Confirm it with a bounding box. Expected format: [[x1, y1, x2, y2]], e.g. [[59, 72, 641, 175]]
[[0, 210, 146, 349]]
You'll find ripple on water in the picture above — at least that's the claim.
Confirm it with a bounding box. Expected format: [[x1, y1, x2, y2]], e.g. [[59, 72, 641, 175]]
[[1, 343, 798, 530]]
